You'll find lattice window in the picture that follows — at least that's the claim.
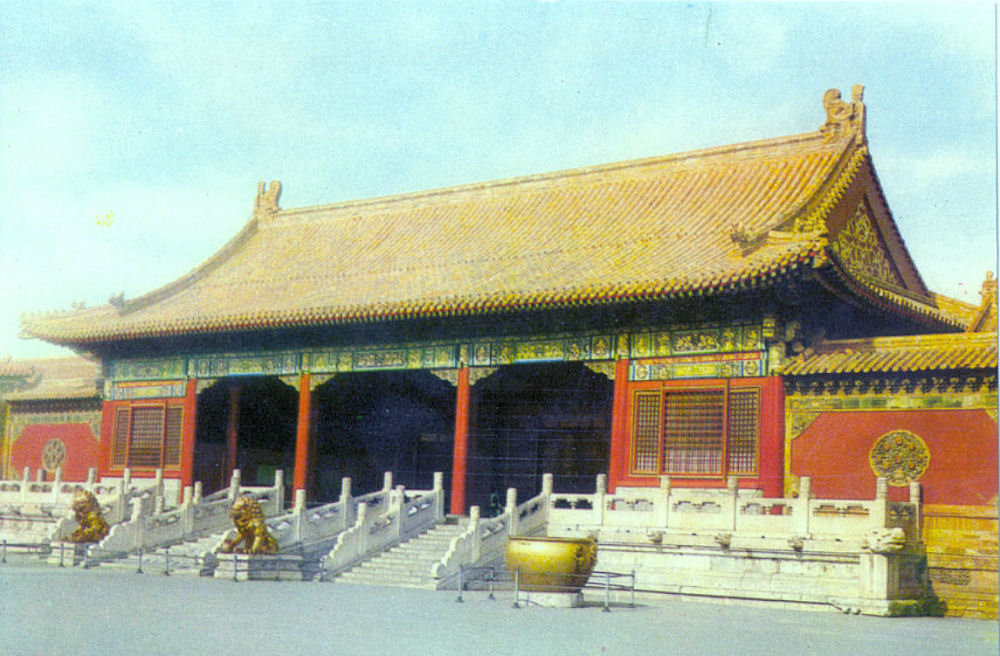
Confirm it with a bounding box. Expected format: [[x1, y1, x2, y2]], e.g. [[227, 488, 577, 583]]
[[726, 389, 759, 474], [662, 390, 724, 475], [163, 406, 184, 467], [629, 383, 762, 478], [631, 392, 662, 473], [108, 401, 185, 470], [128, 406, 165, 468], [112, 408, 130, 467]]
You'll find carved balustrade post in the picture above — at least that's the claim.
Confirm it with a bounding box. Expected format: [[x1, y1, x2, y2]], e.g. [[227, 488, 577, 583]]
[[872, 477, 889, 528], [181, 486, 194, 537], [433, 472, 445, 522], [727, 477, 739, 531], [794, 477, 812, 535], [272, 469, 285, 513], [113, 478, 126, 523], [86, 467, 97, 493], [505, 488, 518, 536], [594, 474, 607, 526], [228, 469, 241, 503], [293, 488, 306, 543], [339, 477, 353, 528], [468, 506, 482, 562], [656, 476, 671, 528], [909, 481, 922, 536], [52, 467, 63, 503], [356, 503, 368, 557]]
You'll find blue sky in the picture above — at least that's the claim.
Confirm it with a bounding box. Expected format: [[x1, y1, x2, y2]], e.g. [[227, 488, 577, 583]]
[[1, 2, 995, 359]]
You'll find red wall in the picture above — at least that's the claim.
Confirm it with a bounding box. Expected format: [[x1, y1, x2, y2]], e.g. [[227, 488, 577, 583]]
[[10, 423, 101, 481], [791, 409, 997, 505]]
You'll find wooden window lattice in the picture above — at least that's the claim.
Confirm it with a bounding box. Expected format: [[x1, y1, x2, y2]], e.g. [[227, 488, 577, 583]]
[[128, 406, 165, 468], [163, 406, 184, 467], [112, 408, 130, 467], [725, 389, 759, 474], [662, 390, 724, 475], [631, 392, 662, 473]]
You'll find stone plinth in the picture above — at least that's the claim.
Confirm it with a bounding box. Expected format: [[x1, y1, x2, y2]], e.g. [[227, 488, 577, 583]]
[[46, 542, 89, 567], [213, 553, 307, 581], [517, 591, 585, 608]]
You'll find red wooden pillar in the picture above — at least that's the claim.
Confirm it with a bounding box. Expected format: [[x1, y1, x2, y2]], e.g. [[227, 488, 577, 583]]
[[180, 378, 198, 496], [607, 358, 631, 493], [450, 367, 471, 515], [97, 399, 116, 479], [759, 375, 785, 498], [293, 373, 312, 498], [225, 384, 241, 478]]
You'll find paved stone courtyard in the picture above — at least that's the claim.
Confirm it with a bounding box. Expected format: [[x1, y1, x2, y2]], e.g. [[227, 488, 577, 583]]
[[0, 563, 995, 655]]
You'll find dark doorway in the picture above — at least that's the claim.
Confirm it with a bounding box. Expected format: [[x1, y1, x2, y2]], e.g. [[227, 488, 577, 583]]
[[469, 363, 613, 514], [311, 371, 456, 502], [193, 377, 297, 494]]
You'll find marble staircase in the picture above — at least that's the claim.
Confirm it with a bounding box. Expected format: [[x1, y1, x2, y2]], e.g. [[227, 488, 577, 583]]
[[331, 519, 468, 589]]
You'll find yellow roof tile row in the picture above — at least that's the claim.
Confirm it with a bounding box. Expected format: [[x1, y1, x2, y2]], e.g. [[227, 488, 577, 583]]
[[780, 332, 998, 375], [2, 356, 101, 401], [19, 124, 935, 345]]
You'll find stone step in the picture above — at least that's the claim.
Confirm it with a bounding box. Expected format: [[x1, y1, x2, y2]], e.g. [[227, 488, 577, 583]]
[[361, 553, 441, 566], [335, 572, 437, 588], [351, 563, 436, 578], [330, 519, 476, 588]]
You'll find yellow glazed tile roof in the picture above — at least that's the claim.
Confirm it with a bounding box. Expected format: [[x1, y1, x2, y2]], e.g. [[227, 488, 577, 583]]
[[780, 332, 998, 375], [20, 89, 946, 345], [2, 356, 101, 401]]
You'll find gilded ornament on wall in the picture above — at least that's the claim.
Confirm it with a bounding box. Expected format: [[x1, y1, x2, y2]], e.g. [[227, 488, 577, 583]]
[[868, 430, 930, 486], [41, 438, 67, 473]]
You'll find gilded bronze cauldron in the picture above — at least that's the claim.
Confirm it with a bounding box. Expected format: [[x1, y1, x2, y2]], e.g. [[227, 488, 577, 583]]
[[505, 536, 597, 592]]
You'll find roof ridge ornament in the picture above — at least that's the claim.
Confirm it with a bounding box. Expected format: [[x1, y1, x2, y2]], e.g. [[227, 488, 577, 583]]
[[820, 84, 866, 143], [253, 180, 282, 219]]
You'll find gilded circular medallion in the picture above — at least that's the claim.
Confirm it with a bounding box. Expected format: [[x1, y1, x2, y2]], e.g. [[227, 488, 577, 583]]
[[868, 430, 929, 486], [41, 438, 67, 473]]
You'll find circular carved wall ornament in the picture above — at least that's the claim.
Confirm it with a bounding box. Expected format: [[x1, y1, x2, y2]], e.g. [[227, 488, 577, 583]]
[[41, 438, 67, 473], [869, 430, 929, 486]]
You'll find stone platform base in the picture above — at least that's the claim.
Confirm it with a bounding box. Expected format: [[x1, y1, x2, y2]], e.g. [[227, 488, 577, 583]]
[[46, 542, 88, 567], [517, 591, 584, 608], [213, 553, 307, 581]]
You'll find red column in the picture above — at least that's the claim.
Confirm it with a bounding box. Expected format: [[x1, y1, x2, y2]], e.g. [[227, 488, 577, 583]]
[[450, 367, 471, 515], [607, 358, 631, 493], [97, 399, 116, 479], [225, 384, 241, 478], [759, 376, 785, 498], [179, 379, 198, 498], [293, 373, 312, 498]]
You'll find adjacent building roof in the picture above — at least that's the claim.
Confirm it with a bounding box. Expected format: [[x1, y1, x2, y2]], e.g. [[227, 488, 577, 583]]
[[0, 358, 36, 379], [2, 357, 101, 402], [22, 86, 957, 347], [780, 331, 997, 376]]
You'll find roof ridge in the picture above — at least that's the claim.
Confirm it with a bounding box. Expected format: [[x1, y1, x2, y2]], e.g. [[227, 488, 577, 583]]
[[275, 130, 842, 220]]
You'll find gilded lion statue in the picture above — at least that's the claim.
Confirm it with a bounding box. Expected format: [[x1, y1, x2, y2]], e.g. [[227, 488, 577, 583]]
[[220, 495, 278, 555], [68, 489, 109, 543]]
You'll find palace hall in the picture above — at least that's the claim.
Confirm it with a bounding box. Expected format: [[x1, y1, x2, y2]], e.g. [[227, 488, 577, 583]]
[[16, 85, 995, 525]]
